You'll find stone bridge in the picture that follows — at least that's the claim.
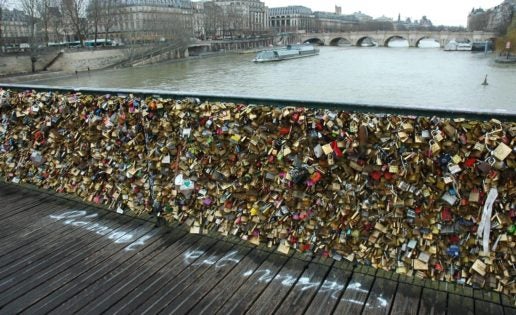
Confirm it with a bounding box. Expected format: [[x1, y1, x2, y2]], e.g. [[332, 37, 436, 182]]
[[298, 31, 497, 47]]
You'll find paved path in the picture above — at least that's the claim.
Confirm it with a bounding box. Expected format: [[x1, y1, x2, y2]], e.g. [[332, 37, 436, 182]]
[[0, 182, 514, 314]]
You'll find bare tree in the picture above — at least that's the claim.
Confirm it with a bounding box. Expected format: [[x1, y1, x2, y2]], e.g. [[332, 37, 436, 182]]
[[87, 0, 101, 47], [102, 0, 118, 43], [204, 2, 223, 39], [36, 0, 52, 46], [21, 0, 38, 72], [60, 0, 86, 45]]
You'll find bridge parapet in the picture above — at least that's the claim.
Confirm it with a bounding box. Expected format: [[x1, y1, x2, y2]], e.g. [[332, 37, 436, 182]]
[[300, 31, 497, 47], [0, 85, 514, 297]]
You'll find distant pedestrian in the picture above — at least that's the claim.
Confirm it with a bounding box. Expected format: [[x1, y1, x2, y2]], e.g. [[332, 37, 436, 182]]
[[75, 70, 78, 78], [87, 66, 90, 72]]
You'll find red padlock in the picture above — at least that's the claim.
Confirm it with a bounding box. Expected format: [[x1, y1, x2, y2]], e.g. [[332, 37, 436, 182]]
[[279, 127, 290, 135]]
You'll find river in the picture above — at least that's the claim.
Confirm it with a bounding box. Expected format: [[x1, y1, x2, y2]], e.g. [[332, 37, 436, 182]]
[[32, 45, 516, 114]]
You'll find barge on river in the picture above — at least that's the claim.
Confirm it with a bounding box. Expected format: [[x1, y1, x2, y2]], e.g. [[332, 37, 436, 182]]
[[253, 44, 319, 63]]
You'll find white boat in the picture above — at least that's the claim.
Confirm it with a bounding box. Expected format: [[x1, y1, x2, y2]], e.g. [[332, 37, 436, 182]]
[[457, 43, 473, 51], [253, 44, 319, 63], [444, 40, 472, 51]]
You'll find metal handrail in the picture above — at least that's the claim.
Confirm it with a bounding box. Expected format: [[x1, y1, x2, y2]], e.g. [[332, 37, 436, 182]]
[[0, 83, 514, 121]]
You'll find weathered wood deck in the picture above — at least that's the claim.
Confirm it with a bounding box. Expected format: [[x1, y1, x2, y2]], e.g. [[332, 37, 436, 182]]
[[0, 182, 514, 315]]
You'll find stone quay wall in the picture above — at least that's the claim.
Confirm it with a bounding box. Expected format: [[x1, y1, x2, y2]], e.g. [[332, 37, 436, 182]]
[[0, 87, 514, 297]]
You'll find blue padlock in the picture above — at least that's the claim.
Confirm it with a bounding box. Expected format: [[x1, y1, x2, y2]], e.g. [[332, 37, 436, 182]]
[[447, 245, 460, 257]]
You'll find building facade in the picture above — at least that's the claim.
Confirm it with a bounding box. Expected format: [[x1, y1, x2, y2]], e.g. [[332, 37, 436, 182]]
[[212, 0, 268, 35], [1, 8, 30, 49], [313, 11, 358, 32], [269, 6, 314, 33], [468, 0, 515, 32], [91, 0, 194, 44]]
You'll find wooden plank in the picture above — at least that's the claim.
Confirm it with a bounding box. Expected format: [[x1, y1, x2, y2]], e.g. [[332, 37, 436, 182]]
[[0, 213, 145, 309], [389, 282, 421, 315], [273, 261, 331, 315], [159, 243, 254, 314], [186, 247, 271, 315], [362, 276, 398, 315], [505, 306, 516, 315], [0, 194, 94, 236], [448, 293, 474, 315], [418, 288, 446, 315], [0, 188, 34, 204], [3, 227, 185, 314], [0, 192, 47, 214], [0, 207, 112, 274], [333, 273, 375, 314], [215, 252, 291, 315], [96, 235, 218, 315], [74, 231, 200, 314], [0, 199, 84, 244], [0, 208, 103, 275], [304, 267, 351, 314], [24, 232, 202, 314], [502, 294, 516, 307], [0, 192, 54, 222], [245, 256, 310, 315], [6, 220, 152, 312], [474, 300, 504, 315], [41, 226, 176, 314], [0, 183, 20, 195], [129, 240, 236, 314]]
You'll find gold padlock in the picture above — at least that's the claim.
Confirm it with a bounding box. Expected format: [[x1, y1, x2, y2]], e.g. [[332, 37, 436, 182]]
[[429, 140, 440, 154], [493, 142, 512, 161], [431, 130, 443, 142]]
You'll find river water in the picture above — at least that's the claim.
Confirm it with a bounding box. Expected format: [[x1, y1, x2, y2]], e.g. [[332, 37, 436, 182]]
[[34, 46, 516, 114]]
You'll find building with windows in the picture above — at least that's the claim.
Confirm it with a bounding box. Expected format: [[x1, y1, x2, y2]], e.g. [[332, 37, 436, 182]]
[[1, 8, 30, 50], [468, 0, 515, 32], [91, 0, 195, 44], [211, 0, 268, 35], [313, 11, 358, 32], [268, 6, 359, 33], [352, 11, 373, 22], [268, 6, 314, 33]]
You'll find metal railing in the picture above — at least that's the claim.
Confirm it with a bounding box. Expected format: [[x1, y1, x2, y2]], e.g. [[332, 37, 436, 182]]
[[0, 83, 514, 121]]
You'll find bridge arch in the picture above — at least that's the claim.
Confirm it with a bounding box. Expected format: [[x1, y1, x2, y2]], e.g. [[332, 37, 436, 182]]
[[356, 36, 377, 47], [303, 38, 325, 46], [384, 35, 408, 47], [415, 37, 440, 48], [329, 37, 352, 46]]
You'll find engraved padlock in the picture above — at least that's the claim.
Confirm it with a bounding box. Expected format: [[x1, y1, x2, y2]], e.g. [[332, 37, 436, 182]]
[[493, 142, 512, 161]]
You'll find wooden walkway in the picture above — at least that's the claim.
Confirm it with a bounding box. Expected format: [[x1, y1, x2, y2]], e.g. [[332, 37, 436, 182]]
[[0, 182, 514, 315]]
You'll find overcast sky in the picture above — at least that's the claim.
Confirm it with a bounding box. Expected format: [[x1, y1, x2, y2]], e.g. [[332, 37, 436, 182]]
[[263, 0, 503, 26]]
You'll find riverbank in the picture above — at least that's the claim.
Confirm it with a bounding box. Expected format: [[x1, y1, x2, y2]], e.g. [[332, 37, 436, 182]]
[[0, 46, 268, 84]]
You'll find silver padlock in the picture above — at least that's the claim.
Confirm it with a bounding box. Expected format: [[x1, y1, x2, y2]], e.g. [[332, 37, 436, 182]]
[[448, 163, 462, 174], [442, 192, 457, 205]]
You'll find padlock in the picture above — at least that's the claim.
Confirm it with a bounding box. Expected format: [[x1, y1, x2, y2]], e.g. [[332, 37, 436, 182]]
[[492, 142, 512, 161], [471, 259, 487, 276], [327, 153, 334, 166], [431, 129, 443, 142], [477, 157, 495, 175], [442, 192, 457, 205], [429, 140, 440, 154], [468, 189, 480, 203], [448, 163, 461, 174]]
